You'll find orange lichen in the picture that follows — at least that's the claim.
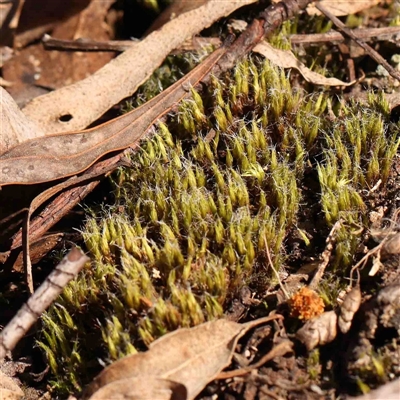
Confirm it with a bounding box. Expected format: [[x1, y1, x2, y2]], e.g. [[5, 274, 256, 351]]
[[289, 287, 325, 320]]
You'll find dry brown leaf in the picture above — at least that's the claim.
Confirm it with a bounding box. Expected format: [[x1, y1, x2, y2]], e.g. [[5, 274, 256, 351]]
[[88, 377, 187, 400], [253, 41, 354, 87], [0, 87, 45, 154], [295, 310, 338, 351], [306, 0, 383, 16], [21, 0, 257, 134], [0, 47, 225, 185], [83, 316, 282, 400], [83, 319, 246, 399], [0, 370, 24, 400]]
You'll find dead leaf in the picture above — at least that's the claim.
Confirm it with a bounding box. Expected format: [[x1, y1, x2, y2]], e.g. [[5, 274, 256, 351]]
[[83, 316, 282, 400], [88, 377, 187, 400], [0, 87, 45, 154], [253, 41, 354, 87], [306, 0, 383, 16], [295, 310, 338, 351], [83, 319, 246, 399], [0, 370, 24, 400], [21, 0, 257, 134], [0, 46, 225, 185]]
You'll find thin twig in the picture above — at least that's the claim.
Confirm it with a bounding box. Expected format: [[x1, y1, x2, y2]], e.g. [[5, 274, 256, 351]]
[[316, 3, 400, 82], [42, 34, 222, 53], [290, 27, 400, 45], [0, 247, 89, 361], [309, 220, 341, 289], [215, 341, 293, 379]]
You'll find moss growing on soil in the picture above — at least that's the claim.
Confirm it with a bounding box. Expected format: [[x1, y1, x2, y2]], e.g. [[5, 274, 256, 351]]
[[37, 54, 400, 394]]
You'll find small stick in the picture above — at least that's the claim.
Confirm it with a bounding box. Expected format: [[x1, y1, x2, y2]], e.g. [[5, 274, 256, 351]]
[[215, 341, 293, 379], [290, 27, 400, 45], [42, 34, 222, 53], [316, 3, 400, 82], [309, 220, 341, 289], [0, 247, 89, 361]]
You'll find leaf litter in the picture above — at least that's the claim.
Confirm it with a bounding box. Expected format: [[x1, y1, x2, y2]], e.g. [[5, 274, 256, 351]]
[[2, 0, 400, 399], [81, 316, 284, 400]]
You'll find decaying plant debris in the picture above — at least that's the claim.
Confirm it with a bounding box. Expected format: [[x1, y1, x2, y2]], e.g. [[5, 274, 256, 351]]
[[2, 0, 400, 399]]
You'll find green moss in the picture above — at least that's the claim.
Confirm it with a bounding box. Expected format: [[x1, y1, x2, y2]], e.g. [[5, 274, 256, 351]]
[[37, 56, 400, 394]]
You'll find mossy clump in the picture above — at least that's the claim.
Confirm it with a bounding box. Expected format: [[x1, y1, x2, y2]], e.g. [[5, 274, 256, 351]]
[[38, 57, 400, 394]]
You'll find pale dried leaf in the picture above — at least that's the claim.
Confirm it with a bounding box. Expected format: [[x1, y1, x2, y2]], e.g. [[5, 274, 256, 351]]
[[22, 0, 257, 134], [253, 41, 353, 87], [307, 0, 383, 16], [0, 87, 45, 153], [0, 371, 24, 399], [83, 319, 246, 400], [295, 310, 338, 351], [88, 377, 187, 400]]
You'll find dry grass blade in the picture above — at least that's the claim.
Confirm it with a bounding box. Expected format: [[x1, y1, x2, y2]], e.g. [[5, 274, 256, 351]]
[[0, 47, 225, 186]]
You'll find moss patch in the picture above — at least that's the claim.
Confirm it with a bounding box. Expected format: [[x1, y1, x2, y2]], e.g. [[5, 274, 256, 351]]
[[38, 57, 400, 394]]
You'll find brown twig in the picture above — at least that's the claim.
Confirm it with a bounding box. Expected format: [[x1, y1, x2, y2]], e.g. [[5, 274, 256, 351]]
[[290, 27, 400, 45], [316, 3, 400, 82], [0, 247, 89, 361], [42, 34, 222, 53], [309, 220, 341, 289], [215, 341, 293, 379]]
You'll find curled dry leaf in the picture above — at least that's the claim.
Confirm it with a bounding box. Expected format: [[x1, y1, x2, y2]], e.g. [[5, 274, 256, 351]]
[[253, 41, 354, 87], [338, 286, 362, 334], [83, 316, 282, 400], [306, 0, 383, 16], [88, 377, 187, 400], [295, 310, 338, 351], [22, 0, 257, 133]]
